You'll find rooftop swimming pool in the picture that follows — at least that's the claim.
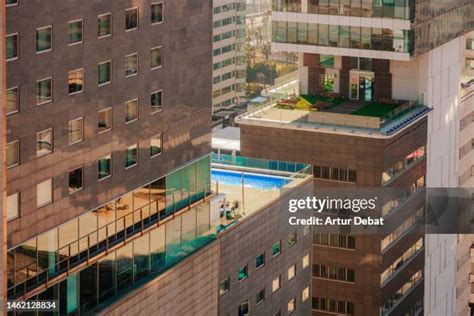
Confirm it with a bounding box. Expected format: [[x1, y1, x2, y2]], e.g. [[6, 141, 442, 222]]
[[211, 168, 291, 190]]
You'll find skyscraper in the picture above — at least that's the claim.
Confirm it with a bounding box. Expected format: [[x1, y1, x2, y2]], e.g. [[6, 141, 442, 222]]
[[212, 0, 246, 110], [4, 0, 216, 313], [236, 0, 474, 314]]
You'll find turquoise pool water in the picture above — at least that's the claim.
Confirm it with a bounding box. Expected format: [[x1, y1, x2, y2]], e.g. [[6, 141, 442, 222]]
[[211, 169, 291, 190]]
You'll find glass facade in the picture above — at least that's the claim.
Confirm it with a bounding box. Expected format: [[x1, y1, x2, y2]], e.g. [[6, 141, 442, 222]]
[[272, 21, 413, 54], [8, 156, 212, 305], [273, 0, 414, 20], [12, 202, 215, 315], [413, 1, 473, 56]]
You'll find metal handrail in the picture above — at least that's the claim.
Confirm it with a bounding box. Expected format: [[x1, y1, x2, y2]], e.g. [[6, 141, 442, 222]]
[[8, 181, 216, 300]]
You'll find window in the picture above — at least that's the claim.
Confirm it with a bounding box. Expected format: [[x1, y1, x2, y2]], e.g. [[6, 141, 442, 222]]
[[68, 20, 83, 45], [467, 39, 474, 50], [125, 53, 138, 77], [37, 178, 53, 207], [288, 298, 295, 314], [68, 118, 83, 144], [68, 69, 84, 94], [125, 144, 138, 168], [98, 61, 111, 85], [272, 275, 281, 292], [98, 13, 112, 37], [272, 241, 281, 257], [314, 165, 357, 183], [6, 140, 19, 168], [151, 3, 164, 24], [6, 33, 18, 60], [37, 77, 52, 105], [313, 264, 355, 283], [238, 301, 249, 316], [238, 264, 248, 281], [256, 288, 265, 305], [7, 193, 19, 221], [98, 108, 112, 133], [302, 287, 309, 302], [6, 87, 19, 115], [151, 46, 162, 69], [256, 253, 265, 269], [150, 134, 162, 157], [125, 99, 138, 123], [288, 264, 296, 280], [37, 128, 53, 157], [98, 155, 112, 179], [36, 26, 52, 52], [288, 231, 297, 246], [313, 297, 354, 315], [126, 8, 139, 30], [151, 90, 162, 113], [219, 277, 230, 295], [302, 254, 309, 269], [69, 167, 83, 194], [6, 0, 18, 6], [313, 233, 356, 249]]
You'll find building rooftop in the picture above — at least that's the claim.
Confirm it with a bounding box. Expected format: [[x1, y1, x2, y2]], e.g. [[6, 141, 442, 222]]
[[212, 127, 241, 152], [236, 95, 431, 138], [211, 154, 311, 232]]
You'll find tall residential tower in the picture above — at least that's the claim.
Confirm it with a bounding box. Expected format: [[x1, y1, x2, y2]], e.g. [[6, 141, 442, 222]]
[[236, 0, 473, 314]]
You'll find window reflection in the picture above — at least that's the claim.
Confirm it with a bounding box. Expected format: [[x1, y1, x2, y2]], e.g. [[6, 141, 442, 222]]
[[116, 243, 133, 292], [98, 253, 115, 304], [10, 201, 215, 313], [273, 21, 414, 54], [8, 156, 212, 301], [58, 219, 78, 257]]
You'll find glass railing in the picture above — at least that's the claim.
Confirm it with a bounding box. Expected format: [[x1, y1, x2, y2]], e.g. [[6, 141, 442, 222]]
[[381, 238, 423, 285], [8, 179, 215, 300], [381, 270, 423, 315], [211, 155, 312, 230], [381, 180, 425, 218], [211, 152, 311, 175], [381, 207, 424, 252], [382, 147, 425, 185], [14, 201, 219, 315]]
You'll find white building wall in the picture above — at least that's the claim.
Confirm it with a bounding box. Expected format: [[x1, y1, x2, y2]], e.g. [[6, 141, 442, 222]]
[[422, 35, 469, 316], [213, 0, 246, 110]]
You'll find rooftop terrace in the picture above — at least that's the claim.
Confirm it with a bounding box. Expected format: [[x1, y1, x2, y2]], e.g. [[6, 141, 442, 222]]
[[211, 154, 312, 232], [237, 95, 431, 138]]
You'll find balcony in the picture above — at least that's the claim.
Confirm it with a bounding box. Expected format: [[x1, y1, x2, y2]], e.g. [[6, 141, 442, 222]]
[[236, 94, 431, 138]]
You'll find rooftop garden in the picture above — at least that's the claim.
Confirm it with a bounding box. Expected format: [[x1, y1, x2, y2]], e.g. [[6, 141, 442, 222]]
[[275, 94, 346, 111], [275, 94, 407, 119], [352, 102, 400, 117]]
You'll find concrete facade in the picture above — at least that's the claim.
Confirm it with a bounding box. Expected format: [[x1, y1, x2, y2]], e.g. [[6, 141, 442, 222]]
[[237, 118, 428, 315], [5, 0, 212, 247], [1, 1, 8, 313], [99, 242, 220, 316], [218, 179, 313, 316]]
